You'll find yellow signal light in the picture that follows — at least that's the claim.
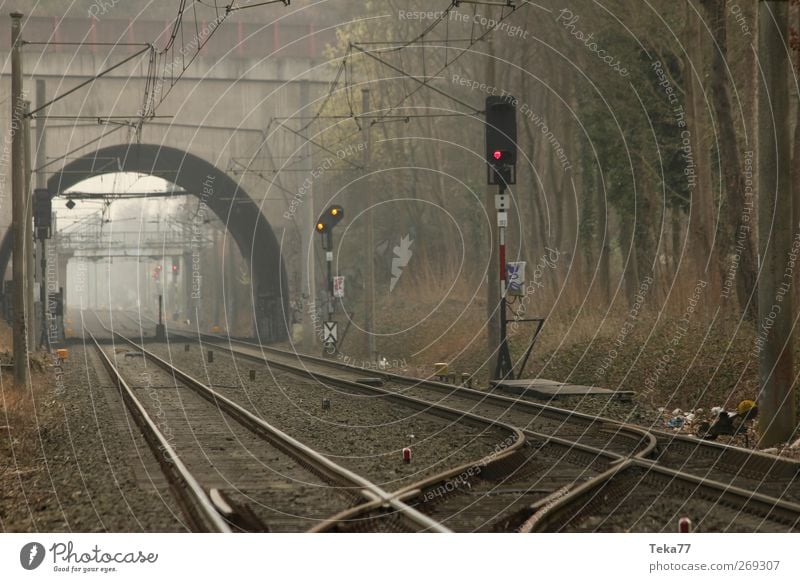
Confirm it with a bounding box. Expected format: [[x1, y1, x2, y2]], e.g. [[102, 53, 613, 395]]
[[316, 222, 325, 232], [330, 208, 339, 216]]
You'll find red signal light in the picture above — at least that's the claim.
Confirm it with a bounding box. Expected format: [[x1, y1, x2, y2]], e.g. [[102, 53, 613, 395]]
[[493, 150, 503, 161]]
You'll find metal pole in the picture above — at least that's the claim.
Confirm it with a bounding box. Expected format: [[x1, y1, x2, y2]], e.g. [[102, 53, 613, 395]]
[[23, 100, 35, 346], [326, 233, 333, 319], [39, 238, 48, 349], [362, 88, 376, 362], [757, 0, 795, 446], [36, 79, 47, 348], [11, 12, 29, 386], [300, 80, 317, 350], [494, 181, 513, 379], [485, 37, 502, 380]]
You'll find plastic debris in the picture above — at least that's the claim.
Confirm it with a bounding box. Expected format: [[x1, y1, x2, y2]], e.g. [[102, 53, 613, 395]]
[[667, 417, 685, 429]]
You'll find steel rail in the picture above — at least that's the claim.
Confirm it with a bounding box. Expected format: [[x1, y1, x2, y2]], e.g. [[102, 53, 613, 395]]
[[201, 334, 800, 480], [122, 315, 800, 530], [86, 328, 232, 533], [523, 458, 800, 533], [113, 313, 545, 532], [102, 326, 454, 533], [185, 331, 654, 458]]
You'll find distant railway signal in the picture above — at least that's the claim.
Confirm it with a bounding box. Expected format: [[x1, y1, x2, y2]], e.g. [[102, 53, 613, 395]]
[[33, 189, 52, 240], [316, 205, 345, 352], [315, 205, 344, 236]]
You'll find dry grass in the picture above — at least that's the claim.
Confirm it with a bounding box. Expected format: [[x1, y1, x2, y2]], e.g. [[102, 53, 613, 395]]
[[0, 320, 57, 481]]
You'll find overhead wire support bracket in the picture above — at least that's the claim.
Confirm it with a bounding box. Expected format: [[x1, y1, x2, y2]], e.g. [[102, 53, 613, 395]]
[[25, 45, 152, 119], [454, 1, 515, 7], [30, 115, 173, 121], [351, 43, 481, 115], [278, 122, 365, 170], [226, 0, 290, 12], [33, 125, 126, 173], [23, 41, 153, 47]]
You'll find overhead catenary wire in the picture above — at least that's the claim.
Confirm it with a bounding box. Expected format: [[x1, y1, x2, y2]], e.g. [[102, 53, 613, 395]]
[[283, 0, 521, 134], [138, 0, 291, 125]]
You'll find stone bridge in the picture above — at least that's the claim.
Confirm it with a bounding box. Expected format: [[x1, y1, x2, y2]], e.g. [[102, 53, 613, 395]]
[[0, 12, 340, 340]]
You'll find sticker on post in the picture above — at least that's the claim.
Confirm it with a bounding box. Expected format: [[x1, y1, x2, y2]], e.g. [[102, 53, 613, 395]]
[[506, 262, 526, 296], [333, 276, 345, 298], [323, 321, 338, 345]]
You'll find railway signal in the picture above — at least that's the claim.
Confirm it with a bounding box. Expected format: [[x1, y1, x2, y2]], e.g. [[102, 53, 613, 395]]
[[486, 95, 517, 186], [316, 205, 344, 354], [485, 95, 517, 379], [33, 189, 52, 240], [315, 204, 344, 246]]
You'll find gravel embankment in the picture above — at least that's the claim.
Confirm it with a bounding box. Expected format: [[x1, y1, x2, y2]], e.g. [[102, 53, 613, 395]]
[[1, 345, 184, 532]]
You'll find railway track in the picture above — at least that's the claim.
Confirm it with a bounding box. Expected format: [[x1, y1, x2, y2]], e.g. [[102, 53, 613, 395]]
[[107, 313, 646, 530], [191, 331, 800, 509], [91, 311, 626, 531], [531, 459, 800, 532], [84, 321, 449, 532], [92, 311, 800, 531]]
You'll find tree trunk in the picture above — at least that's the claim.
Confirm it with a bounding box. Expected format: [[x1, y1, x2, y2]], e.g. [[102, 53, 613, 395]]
[[686, 2, 721, 299], [701, 0, 758, 319]]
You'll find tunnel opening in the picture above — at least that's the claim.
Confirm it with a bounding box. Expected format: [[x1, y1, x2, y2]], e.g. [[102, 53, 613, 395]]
[[0, 144, 289, 341]]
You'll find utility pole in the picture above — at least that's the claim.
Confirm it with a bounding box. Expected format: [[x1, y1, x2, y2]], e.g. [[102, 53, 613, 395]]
[[23, 100, 35, 345], [35, 79, 48, 349], [11, 12, 29, 387], [362, 88, 376, 362], [484, 36, 501, 379], [757, 0, 795, 446]]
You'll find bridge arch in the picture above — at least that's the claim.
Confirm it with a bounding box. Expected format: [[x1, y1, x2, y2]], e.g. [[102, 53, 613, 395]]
[[0, 143, 288, 341]]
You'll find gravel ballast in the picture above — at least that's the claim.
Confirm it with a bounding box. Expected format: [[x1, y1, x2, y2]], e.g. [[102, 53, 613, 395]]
[[143, 341, 513, 492], [1, 345, 184, 532]]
